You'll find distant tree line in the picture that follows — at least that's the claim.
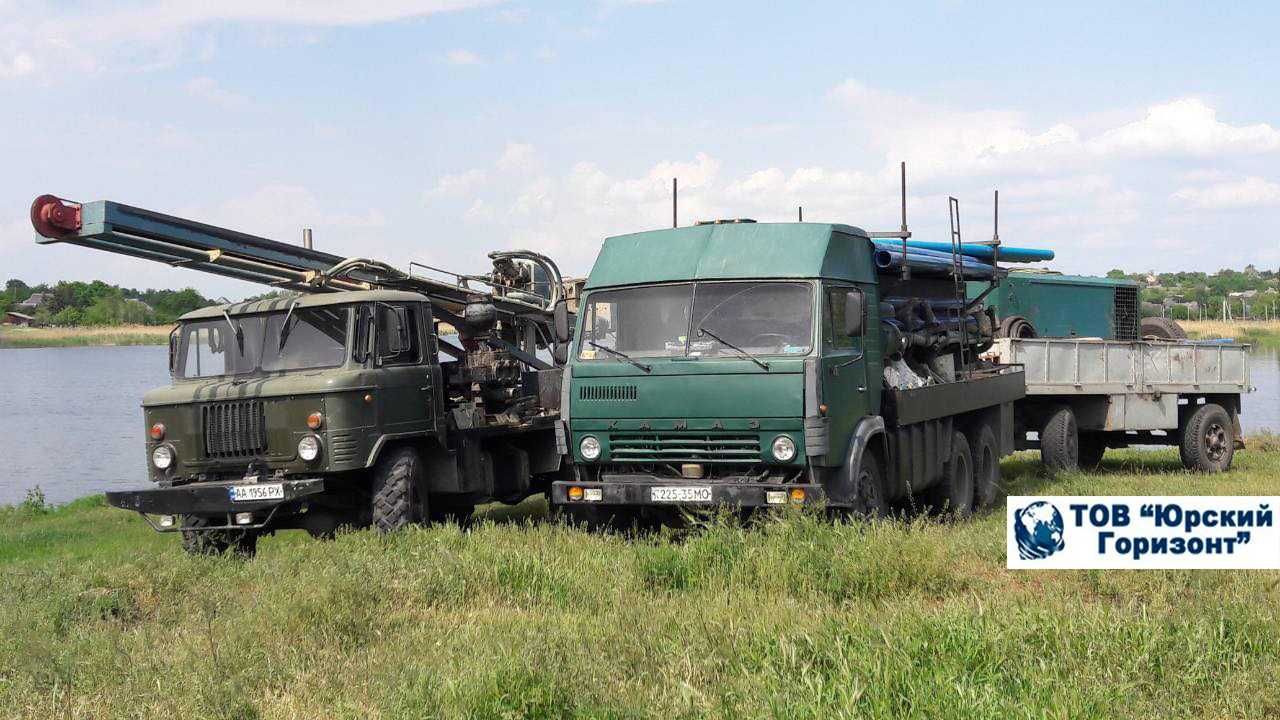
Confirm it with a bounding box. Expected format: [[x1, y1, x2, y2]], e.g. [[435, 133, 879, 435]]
[[1, 279, 217, 326], [1105, 265, 1280, 321]]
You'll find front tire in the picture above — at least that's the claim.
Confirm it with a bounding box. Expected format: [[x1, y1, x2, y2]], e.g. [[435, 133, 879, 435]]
[[1040, 406, 1079, 474], [372, 446, 425, 533], [181, 515, 257, 557], [1180, 404, 1235, 473]]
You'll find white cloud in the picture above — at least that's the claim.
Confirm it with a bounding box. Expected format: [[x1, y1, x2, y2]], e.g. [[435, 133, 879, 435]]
[[1172, 177, 1280, 210], [0, 50, 35, 78], [497, 142, 538, 172], [184, 76, 248, 109], [1090, 98, 1280, 157], [444, 49, 483, 66], [426, 168, 488, 197]]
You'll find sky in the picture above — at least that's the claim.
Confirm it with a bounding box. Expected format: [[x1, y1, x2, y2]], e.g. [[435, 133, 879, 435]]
[[1, 0, 1278, 300]]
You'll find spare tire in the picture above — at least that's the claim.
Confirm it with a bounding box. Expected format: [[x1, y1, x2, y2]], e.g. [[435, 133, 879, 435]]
[[997, 315, 1037, 339], [1140, 317, 1187, 340]]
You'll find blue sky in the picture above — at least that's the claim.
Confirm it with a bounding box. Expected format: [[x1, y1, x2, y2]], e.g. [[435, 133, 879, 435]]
[[2, 1, 1278, 299]]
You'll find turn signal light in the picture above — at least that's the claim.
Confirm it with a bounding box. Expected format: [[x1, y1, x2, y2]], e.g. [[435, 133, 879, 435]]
[[307, 411, 324, 430], [149, 422, 165, 440], [789, 488, 806, 503], [568, 486, 584, 501]]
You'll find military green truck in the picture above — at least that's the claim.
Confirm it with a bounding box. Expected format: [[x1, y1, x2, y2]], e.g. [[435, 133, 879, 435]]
[[551, 220, 1027, 523], [31, 194, 577, 555]]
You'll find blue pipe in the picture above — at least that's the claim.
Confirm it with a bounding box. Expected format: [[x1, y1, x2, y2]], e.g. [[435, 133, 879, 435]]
[[872, 247, 999, 280], [873, 239, 1054, 263]]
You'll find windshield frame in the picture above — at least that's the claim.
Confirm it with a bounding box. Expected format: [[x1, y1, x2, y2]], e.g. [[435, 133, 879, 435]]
[[173, 304, 355, 381], [575, 279, 818, 362]]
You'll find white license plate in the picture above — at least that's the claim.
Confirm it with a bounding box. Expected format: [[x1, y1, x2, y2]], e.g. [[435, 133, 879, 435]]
[[230, 483, 284, 502], [650, 486, 713, 503]]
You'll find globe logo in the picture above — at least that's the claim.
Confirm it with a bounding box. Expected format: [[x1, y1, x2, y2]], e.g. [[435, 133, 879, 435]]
[[1014, 501, 1066, 560]]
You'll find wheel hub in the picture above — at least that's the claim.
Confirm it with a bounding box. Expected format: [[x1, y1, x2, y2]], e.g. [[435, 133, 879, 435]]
[[1205, 422, 1228, 462]]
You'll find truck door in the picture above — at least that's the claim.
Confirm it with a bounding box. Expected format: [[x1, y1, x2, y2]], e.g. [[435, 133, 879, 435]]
[[374, 302, 434, 435], [818, 284, 880, 462]]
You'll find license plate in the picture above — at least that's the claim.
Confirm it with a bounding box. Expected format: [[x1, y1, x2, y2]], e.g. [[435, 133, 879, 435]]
[[229, 483, 284, 502], [650, 486, 713, 503]]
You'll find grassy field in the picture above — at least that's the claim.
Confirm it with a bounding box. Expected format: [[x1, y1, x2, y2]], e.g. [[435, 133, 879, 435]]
[[0, 324, 172, 349], [1181, 319, 1280, 349], [2, 447, 1279, 719]]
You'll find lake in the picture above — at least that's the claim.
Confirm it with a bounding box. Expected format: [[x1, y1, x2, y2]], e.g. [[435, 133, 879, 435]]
[[0, 344, 1277, 506]]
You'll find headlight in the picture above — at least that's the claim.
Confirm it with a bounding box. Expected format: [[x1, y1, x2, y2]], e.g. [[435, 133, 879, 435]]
[[771, 435, 797, 462], [151, 444, 174, 470], [298, 434, 321, 462], [579, 435, 602, 461]]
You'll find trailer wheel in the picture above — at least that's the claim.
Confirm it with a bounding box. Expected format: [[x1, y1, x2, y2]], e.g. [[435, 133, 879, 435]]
[[1040, 406, 1079, 474], [1180, 403, 1235, 473], [181, 515, 257, 557], [1078, 432, 1106, 469], [1140, 317, 1187, 340], [972, 425, 1001, 510], [925, 431, 975, 518], [372, 446, 425, 533]]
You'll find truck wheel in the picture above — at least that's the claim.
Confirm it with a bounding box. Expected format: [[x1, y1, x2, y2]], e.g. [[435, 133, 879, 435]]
[[925, 432, 975, 518], [1180, 403, 1235, 473], [842, 450, 887, 518], [181, 515, 257, 557], [997, 315, 1037, 339], [372, 446, 425, 533], [1078, 432, 1106, 469], [972, 425, 1001, 510], [1040, 406, 1079, 474], [1140, 317, 1187, 340]]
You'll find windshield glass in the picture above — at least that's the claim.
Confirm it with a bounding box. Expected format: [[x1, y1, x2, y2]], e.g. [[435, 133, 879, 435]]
[[176, 306, 351, 379], [578, 281, 813, 360]]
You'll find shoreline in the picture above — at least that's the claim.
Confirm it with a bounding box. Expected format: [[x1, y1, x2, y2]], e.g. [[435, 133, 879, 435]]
[[0, 324, 172, 349]]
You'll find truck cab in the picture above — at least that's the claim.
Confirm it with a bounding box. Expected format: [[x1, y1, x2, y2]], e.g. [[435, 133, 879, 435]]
[[554, 221, 1024, 521]]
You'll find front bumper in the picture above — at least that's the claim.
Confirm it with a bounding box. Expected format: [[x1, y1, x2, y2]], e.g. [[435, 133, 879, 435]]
[[550, 477, 825, 508], [105, 478, 326, 531]]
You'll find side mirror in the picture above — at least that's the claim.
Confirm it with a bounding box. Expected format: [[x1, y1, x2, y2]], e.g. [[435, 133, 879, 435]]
[[844, 291, 865, 337], [553, 300, 571, 344], [552, 343, 569, 365], [168, 328, 179, 375], [383, 306, 410, 355]]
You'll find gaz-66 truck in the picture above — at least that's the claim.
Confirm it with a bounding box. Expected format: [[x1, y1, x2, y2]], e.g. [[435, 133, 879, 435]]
[[31, 194, 578, 555], [551, 217, 1030, 524]]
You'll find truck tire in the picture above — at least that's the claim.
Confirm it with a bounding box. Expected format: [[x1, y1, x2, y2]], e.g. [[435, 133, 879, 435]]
[[972, 425, 1001, 510], [1180, 403, 1235, 473], [1078, 432, 1106, 469], [924, 431, 975, 518], [839, 449, 887, 518], [997, 315, 1037, 339], [1040, 406, 1079, 474], [181, 515, 257, 557], [372, 446, 424, 533], [1140, 317, 1187, 340]]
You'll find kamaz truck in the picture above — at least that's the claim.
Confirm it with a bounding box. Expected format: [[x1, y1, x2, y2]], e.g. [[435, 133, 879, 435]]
[[551, 219, 1027, 522], [31, 194, 577, 555]]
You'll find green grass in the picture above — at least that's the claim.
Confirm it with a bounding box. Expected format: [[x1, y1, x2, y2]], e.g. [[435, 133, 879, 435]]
[[2, 449, 1279, 719], [0, 324, 171, 349]]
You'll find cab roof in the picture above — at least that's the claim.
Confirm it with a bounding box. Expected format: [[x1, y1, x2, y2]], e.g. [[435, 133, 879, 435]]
[[583, 222, 876, 290], [179, 289, 425, 321]]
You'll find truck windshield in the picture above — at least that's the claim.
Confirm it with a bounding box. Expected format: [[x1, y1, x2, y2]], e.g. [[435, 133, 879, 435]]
[[578, 281, 813, 360], [176, 306, 351, 379]]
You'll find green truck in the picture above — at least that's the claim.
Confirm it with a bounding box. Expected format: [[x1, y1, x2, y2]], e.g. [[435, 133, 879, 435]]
[[31, 194, 577, 555], [551, 221, 1026, 523]]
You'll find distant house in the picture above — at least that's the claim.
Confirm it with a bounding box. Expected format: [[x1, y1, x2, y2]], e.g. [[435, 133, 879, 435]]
[[16, 292, 49, 311], [3, 311, 36, 326]]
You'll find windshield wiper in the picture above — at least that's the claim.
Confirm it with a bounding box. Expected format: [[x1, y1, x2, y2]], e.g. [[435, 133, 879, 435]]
[[221, 309, 245, 354], [587, 341, 652, 373], [276, 298, 300, 353], [697, 326, 769, 370]]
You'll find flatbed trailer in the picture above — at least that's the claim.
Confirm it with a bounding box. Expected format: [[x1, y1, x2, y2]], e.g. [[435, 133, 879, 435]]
[[984, 337, 1251, 472]]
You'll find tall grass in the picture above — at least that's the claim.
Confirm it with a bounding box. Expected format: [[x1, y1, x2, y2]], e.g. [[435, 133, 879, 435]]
[[0, 324, 172, 348], [1, 448, 1278, 718], [1181, 319, 1280, 349]]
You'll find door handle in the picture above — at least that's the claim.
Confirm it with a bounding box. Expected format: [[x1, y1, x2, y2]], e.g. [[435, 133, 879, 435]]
[[856, 385, 866, 392]]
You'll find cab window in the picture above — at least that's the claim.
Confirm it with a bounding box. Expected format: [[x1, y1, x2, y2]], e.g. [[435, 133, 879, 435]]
[[824, 288, 856, 349], [377, 303, 421, 365]]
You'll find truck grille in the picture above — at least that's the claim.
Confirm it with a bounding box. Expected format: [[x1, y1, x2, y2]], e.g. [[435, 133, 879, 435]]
[[202, 400, 268, 458], [580, 384, 638, 401], [609, 433, 760, 463], [1114, 286, 1138, 340]]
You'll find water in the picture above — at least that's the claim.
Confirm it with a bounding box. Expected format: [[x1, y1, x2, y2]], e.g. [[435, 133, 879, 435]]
[[0, 345, 1277, 506]]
